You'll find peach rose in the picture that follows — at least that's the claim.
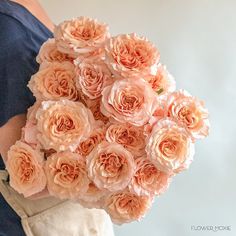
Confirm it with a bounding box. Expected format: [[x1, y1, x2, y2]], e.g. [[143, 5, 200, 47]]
[[36, 100, 96, 152], [75, 127, 106, 157], [106, 123, 146, 157], [143, 96, 168, 136], [86, 98, 109, 123], [28, 62, 79, 101], [145, 64, 176, 94], [45, 151, 89, 199], [77, 182, 108, 209], [75, 59, 113, 99], [6, 141, 46, 197], [101, 78, 158, 126], [128, 157, 171, 196], [146, 118, 195, 174], [166, 90, 210, 140], [54, 17, 110, 58], [21, 102, 42, 148], [87, 141, 135, 192], [104, 33, 160, 78], [26, 102, 41, 124], [104, 190, 153, 224], [21, 122, 38, 148], [36, 38, 73, 64]]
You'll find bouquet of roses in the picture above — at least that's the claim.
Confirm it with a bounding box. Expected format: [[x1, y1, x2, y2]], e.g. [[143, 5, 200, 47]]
[[6, 17, 209, 224]]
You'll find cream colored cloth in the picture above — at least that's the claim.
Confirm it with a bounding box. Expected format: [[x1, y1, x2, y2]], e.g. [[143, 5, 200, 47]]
[[0, 170, 115, 236]]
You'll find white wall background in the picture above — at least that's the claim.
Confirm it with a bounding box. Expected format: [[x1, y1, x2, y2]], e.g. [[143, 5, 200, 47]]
[[39, 0, 236, 235]]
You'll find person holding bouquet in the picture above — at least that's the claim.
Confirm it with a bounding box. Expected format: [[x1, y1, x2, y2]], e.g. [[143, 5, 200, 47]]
[[0, 1, 114, 235]]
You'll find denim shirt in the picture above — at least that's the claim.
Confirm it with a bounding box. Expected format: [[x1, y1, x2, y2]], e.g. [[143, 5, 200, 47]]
[[0, 0, 52, 234]]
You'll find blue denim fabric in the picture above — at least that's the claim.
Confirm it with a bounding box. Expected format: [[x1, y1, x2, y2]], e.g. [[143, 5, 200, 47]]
[[0, 0, 52, 234]]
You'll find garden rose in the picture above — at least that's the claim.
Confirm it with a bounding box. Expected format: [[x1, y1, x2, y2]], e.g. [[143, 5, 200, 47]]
[[106, 123, 146, 157], [128, 157, 171, 196], [104, 33, 160, 78], [75, 127, 106, 157], [146, 64, 176, 94], [77, 182, 108, 209], [87, 142, 135, 192], [45, 151, 89, 199], [146, 118, 195, 174], [166, 90, 210, 140], [36, 38, 73, 64], [75, 59, 113, 99], [36, 100, 95, 152], [86, 98, 109, 123], [28, 62, 79, 101], [101, 78, 158, 126], [6, 141, 46, 197], [104, 190, 153, 224], [21, 122, 38, 148], [54, 17, 110, 58]]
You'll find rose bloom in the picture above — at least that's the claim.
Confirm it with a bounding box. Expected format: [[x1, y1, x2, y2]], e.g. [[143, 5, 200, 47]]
[[166, 90, 210, 140], [128, 156, 171, 196], [75, 58, 113, 99], [87, 141, 135, 192], [54, 17, 110, 58], [101, 78, 158, 126], [106, 123, 146, 157], [36, 38, 73, 64], [21, 102, 42, 148], [36, 100, 95, 152], [26, 102, 41, 124], [86, 98, 109, 123], [104, 190, 153, 224], [77, 182, 108, 209], [6, 141, 46, 197], [28, 61, 79, 101], [144, 96, 169, 136], [145, 64, 176, 95], [45, 151, 89, 200], [75, 127, 106, 157], [21, 122, 38, 148], [146, 118, 195, 174], [104, 33, 160, 78]]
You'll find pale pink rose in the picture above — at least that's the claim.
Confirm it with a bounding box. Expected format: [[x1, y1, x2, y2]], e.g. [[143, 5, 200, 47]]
[[36, 100, 96, 152], [6, 141, 46, 197], [104, 33, 160, 78], [21, 103, 42, 149], [26, 102, 41, 124], [75, 127, 106, 157], [45, 151, 89, 199], [28, 62, 79, 101], [101, 78, 158, 126], [21, 122, 38, 147], [104, 190, 153, 224], [74, 58, 113, 99], [36, 38, 73, 64], [77, 182, 108, 209], [54, 17, 110, 58], [146, 118, 195, 174], [87, 141, 135, 192], [143, 95, 168, 136], [128, 157, 171, 196], [106, 123, 146, 157], [86, 98, 109, 123], [166, 90, 210, 140], [145, 64, 176, 94]]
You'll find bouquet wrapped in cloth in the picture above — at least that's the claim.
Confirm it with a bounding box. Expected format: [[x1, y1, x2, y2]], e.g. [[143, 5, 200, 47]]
[[6, 17, 210, 225]]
